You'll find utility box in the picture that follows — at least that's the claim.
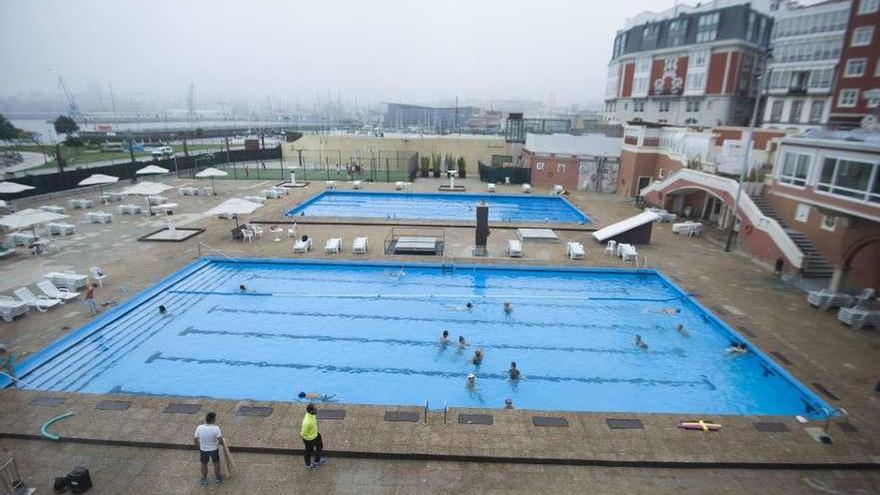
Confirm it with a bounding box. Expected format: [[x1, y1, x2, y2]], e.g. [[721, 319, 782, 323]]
[[474, 202, 489, 256]]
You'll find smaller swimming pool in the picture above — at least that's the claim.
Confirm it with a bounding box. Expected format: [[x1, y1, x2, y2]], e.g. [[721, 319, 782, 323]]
[[285, 191, 592, 223]]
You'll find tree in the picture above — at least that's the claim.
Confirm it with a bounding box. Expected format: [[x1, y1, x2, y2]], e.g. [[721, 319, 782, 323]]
[[0, 114, 25, 142], [457, 157, 467, 178], [53, 115, 79, 136]]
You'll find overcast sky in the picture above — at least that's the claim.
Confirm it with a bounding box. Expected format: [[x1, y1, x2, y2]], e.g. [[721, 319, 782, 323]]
[[2, 0, 698, 109]]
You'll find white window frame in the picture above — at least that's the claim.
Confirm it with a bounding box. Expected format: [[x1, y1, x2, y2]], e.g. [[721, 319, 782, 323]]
[[851, 26, 874, 47], [536, 162, 545, 171], [867, 93, 880, 108], [858, 0, 879, 15], [776, 151, 812, 187], [557, 162, 566, 173], [816, 156, 880, 204], [838, 89, 859, 107], [844, 58, 867, 77]]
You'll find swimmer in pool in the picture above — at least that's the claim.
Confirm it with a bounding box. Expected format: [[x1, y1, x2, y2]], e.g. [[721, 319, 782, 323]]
[[466, 373, 477, 390], [635, 335, 648, 350], [457, 336, 468, 350], [676, 323, 689, 337], [504, 398, 514, 409], [508, 361, 521, 380], [469, 349, 484, 366], [503, 302, 513, 315], [726, 342, 748, 355], [239, 284, 249, 293], [439, 330, 449, 346], [297, 391, 338, 403], [657, 308, 681, 315], [389, 267, 405, 279], [158, 305, 170, 316]]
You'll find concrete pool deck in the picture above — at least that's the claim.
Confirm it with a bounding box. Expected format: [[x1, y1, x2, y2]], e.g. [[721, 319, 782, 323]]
[[0, 177, 878, 493]]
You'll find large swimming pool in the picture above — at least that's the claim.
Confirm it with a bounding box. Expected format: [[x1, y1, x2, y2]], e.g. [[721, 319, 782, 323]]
[[284, 191, 591, 223], [11, 259, 831, 417]]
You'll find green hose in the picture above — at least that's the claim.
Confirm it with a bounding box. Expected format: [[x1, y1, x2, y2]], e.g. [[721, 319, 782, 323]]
[[40, 412, 74, 441]]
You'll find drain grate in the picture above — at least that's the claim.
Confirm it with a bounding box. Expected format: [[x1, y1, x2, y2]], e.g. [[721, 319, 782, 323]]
[[96, 400, 130, 411], [769, 351, 792, 365], [316, 409, 346, 420], [737, 325, 757, 338], [532, 416, 569, 427], [606, 418, 643, 430], [458, 414, 493, 425], [30, 397, 65, 407], [235, 406, 273, 417], [164, 403, 202, 415], [754, 421, 789, 432], [811, 382, 840, 401], [384, 411, 420, 422]]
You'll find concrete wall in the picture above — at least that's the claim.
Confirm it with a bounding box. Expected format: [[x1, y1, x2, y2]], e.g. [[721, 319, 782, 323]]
[[523, 152, 581, 190], [281, 135, 513, 175]]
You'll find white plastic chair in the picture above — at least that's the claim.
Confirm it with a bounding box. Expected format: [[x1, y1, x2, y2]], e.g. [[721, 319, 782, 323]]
[[604, 240, 617, 256], [251, 225, 264, 240], [353, 236, 368, 254], [242, 229, 254, 242], [90, 266, 107, 287]]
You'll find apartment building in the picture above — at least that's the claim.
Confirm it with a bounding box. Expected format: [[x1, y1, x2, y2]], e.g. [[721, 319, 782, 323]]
[[829, 0, 880, 128]]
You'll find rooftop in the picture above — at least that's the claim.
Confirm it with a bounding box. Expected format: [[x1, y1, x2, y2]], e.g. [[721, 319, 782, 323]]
[[524, 133, 622, 157]]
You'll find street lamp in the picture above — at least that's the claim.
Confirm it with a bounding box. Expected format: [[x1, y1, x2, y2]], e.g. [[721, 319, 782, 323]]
[[724, 48, 772, 253]]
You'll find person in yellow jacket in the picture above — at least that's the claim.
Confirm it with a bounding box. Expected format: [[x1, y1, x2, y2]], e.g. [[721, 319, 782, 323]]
[[300, 403, 326, 469]]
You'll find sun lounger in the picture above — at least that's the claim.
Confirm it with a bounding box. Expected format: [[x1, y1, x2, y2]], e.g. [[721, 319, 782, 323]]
[[86, 211, 113, 224], [325, 181, 337, 190], [179, 187, 197, 196], [566, 241, 585, 260], [293, 237, 312, 253], [0, 240, 15, 259], [395, 181, 405, 190], [40, 205, 65, 214], [14, 287, 62, 312], [808, 288, 874, 311], [119, 204, 142, 215], [325, 237, 342, 254], [0, 296, 29, 322], [69, 198, 93, 209], [154, 203, 177, 215], [488, 183, 496, 193], [352, 180, 362, 190], [522, 184, 531, 194], [672, 221, 702, 236], [553, 185, 564, 195], [45, 271, 88, 290], [262, 189, 282, 199], [10, 231, 37, 247], [148, 196, 169, 206], [507, 239, 522, 258], [48, 222, 76, 236], [36, 280, 80, 302], [837, 306, 880, 330], [353, 236, 368, 254]]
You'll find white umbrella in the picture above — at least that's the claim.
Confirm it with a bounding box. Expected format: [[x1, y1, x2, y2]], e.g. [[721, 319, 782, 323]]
[[136, 165, 170, 176], [78, 174, 120, 199], [206, 198, 264, 227], [194, 167, 228, 195], [121, 181, 174, 216], [0, 208, 69, 236], [0, 181, 35, 195]]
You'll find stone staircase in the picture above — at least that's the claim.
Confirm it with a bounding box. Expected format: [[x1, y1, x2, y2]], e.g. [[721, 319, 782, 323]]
[[749, 194, 834, 279]]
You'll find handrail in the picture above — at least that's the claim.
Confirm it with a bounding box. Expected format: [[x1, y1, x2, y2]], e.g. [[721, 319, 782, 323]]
[[196, 242, 239, 262], [641, 169, 804, 268]]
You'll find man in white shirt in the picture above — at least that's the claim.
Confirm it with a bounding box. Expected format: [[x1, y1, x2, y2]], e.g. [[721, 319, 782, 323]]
[[193, 412, 224, 486]]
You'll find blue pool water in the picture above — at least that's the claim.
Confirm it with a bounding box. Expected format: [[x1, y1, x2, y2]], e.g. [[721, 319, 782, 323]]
[[284, 191, 591, 223], [13, 260, 831, 417]]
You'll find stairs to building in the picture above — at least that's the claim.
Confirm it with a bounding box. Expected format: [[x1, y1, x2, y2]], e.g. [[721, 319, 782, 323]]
[[749, 194, 834, 279]]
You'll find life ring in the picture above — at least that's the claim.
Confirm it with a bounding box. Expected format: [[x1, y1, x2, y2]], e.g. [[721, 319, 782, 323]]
[[743, 224, 753, 234]]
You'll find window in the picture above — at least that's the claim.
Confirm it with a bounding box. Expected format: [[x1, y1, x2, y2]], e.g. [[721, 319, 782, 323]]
[[642, 24, 660, 47], [821, 215, 838, 232], [858, 0, 879, 14], [770, 100, 784, 121], [696, 13, 720, 42], [838, 89, 859, 107], [852, 26, 874, 46], [746, 13, 757, 41], [613, 32, 628, 58], [685, 72, 705, 93], [809, 100, 825, 124], [808, 68, 834, 90], [795, 204, 811, 223], [777, 151, 812, 186], [691, 50, 709, 67], [817, 158, 878, 201], [633, 100, 645, 112], [668, 18, 687, 46], [659, 101, 670, 112], [845, 58, 867, 77], [789, 100, 804, 123], [686, 99, 700, 112], [867, 93, 880, 108], [557, 163, 566, 173], [664, 58, 677, 74]]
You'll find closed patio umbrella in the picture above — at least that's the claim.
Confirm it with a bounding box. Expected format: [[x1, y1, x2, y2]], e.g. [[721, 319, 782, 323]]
[[194, 167, 228, 195]]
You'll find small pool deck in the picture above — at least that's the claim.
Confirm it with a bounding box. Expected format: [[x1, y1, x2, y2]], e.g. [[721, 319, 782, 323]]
[[1, 177, 878, 493]]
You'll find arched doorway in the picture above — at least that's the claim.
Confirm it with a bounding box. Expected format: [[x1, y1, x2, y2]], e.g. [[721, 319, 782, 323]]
[[662, 186, 730, 228]]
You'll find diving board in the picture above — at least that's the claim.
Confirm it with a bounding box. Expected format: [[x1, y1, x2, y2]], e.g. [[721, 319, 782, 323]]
[[517, 228, 558, 242], [592, 211, 659, 245]]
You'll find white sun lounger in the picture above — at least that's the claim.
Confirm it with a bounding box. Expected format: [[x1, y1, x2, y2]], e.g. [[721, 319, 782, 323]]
[[837, 306, 880, 330], [14, 287, 62, 312], [672, 221, 702, 236], [48, 222, 76, 236], [324, 237, 342, 254], [488, 183, 496, 193], [507, 239, 522, 258], [119, 204, 142, 215], [808, 288, 875, 312], [353, 236, 368, 254], [553, 185, 564, 195], [44, 271, 88, 290], [395, 181, 405, 190], [0, 296, 29, 322], [566, 241, 585, 260], [352, 180, 362, 190], [69, 198, 93, 209], [40, 205, 65, 214], [618, 243, 638, 263], [325, 181, 337, 190], [522, 184, 531, 193], [293, 237, 312, 253], [36, 280, 80, 301], [262, 189, 282, 199], [86, 211, 113, 224]]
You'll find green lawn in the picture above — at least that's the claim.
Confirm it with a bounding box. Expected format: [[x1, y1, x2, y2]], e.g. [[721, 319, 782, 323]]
[[2, 143, 226, 171]]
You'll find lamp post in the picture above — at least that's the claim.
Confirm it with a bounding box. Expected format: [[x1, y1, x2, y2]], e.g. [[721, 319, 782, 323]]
[[724, 48, 772, 253]]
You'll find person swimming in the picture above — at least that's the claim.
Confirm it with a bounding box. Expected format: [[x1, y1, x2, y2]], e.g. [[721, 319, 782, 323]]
[[457, 336, 468, 350], [439, 330, 449, 346], [635, 335, 648, 350], [297, 391, 338, 402], [504, 398, 514, 409], [726, 342, 748, 354], [469, 349, 484, 365], [503, 302, 513, 315], [508, 361, 521, 380], [466, 373, 477, 390], [158, 305, 168, 315], [676, 323, 689, 337], [239, 284, 248, 293]]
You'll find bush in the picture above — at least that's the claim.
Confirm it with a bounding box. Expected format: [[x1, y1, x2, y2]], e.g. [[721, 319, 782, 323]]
[[457, 157, 466, 179], [432, 153, 441, 177], [419, 156, 430, 178], [64, 136, 84, 147]]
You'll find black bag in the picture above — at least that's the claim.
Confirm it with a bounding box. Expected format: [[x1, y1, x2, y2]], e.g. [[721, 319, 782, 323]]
[[54, 476, 69, 493], [66, 466, 92, 493]]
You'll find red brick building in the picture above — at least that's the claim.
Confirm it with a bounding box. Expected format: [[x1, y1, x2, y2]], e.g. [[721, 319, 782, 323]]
[[521, 134, 622, 192], [829, 0, 880, 128]]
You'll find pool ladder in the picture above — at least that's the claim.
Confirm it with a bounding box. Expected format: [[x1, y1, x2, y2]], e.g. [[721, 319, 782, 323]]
[[441, 256, 455, 272]]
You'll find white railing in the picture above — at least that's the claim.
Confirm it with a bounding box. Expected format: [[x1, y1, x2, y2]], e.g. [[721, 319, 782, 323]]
[[641, 169, 804, 268]]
